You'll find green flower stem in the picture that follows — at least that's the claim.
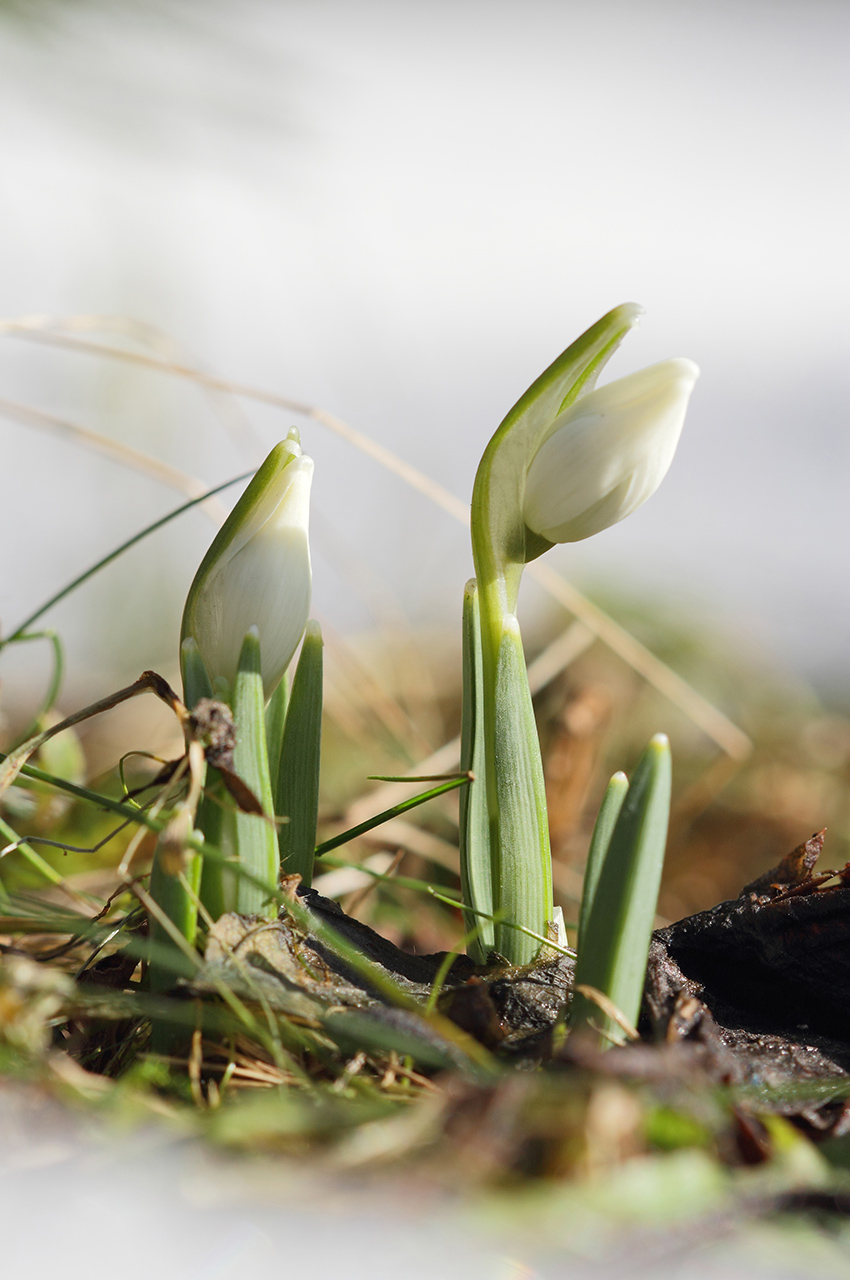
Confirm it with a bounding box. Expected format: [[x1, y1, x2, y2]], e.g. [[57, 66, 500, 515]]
[[275, 621, 323, 886], [458, 580, 493, 963], [232, 628, 279, 917]]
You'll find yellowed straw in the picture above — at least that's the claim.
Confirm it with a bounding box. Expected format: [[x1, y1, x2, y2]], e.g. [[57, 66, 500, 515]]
[[0, 396, 229, 524]]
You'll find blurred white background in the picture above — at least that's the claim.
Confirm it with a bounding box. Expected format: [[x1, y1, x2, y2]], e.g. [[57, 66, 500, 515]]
[[0, 0, 847, 717]]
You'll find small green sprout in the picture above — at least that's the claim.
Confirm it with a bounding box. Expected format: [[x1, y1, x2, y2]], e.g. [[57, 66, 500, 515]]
[[572, 734, 673, 1045]]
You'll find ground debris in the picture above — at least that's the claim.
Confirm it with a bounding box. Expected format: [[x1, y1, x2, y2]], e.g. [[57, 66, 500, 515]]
[[741, 829, 826, 899], [190, 889, 575, 1058], [192, 833, 850, 1106], [635, 830, 850, 1133]]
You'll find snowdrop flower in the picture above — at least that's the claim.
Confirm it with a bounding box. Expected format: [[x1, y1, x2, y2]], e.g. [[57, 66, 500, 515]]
[[181, 436, 312, 699], [467, 303, 697, 967], [522, 358, 699, 544]]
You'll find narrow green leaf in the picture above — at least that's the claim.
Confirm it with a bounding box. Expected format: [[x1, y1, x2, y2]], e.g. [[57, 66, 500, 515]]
[[275, 621, 323, 887], [7, 630, 65, 742], [148, 842, 202, 995], [458, 579, 493, 963], [572, 734, 672, 1044], [197, 784, 228, 920], [264, 671, 290, 786], [232, 628, 279, 917], [0, 812, 68, 889], [313, 773, 470, 859], [488, 615, 553, 966], [578, 771, 629, 948]]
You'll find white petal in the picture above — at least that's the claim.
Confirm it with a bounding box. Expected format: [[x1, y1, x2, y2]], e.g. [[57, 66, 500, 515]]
[[522, 358, 698, 543], [191, 456, 313, 693]]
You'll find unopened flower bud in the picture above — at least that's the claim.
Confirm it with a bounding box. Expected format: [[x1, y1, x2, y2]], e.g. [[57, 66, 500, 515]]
[[181, 439, 313, 699], [522, 358, 699, 543]]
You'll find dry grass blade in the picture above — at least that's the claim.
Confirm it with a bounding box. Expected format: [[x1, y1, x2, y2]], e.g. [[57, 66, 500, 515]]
[[526, 561, 752, 761], [1, 318, 751, 760], [1, 313, 264, 459], [319, 616, 436, 760], [343, 619, 596, 828], [0, 395, 228, 524], [312, 851, 397, 899], [0, 670, 185, 801], [350, 819, 459, 872], [572, 983, 640, 1042]]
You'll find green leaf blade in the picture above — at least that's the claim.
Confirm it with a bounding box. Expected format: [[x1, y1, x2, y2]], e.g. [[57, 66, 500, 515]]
[[578, 770, 629, 948], [458, 579, 494, 963], [572, 734, 672, 1044], [488, 615, 553, 966], [232, 629, 279, 917], [275, 621, 323, 887]]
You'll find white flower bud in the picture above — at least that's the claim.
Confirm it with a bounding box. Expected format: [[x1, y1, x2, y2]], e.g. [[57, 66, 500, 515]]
[[522, 358, 699, 544], [182, 441, 313, 699]]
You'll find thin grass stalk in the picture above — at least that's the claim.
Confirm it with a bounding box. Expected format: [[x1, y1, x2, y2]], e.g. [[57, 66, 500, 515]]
[[179, 638, 221, 916], [2, 471, 253, 646], [313, 773, 470, 858], [7, 630, 65, 743], [0, 813, 71, 892]]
